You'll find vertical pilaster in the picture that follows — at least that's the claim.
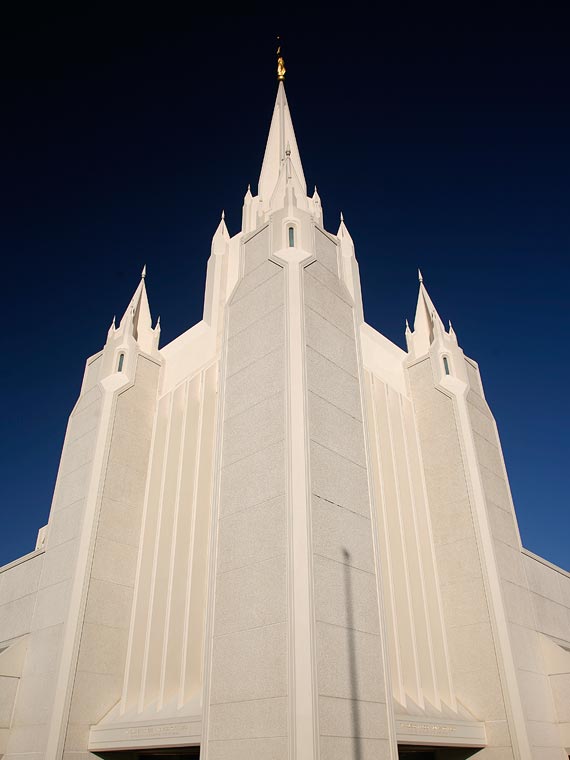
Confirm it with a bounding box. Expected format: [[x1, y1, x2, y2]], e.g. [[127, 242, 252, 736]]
[[279, 250, 318, 760]]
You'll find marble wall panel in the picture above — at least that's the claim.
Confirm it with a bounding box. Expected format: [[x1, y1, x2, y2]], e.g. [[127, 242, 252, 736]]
[[306, 346, 362, 420], [210, 623, 288, 704], [0, 555, 43, 606], [313, 556, 379, 635], [308, 391, 366, 467], [227, 306, 284, 377], [208, 697, 287, 741], [21, 625, 61, 677], [235, 259, 281, 302], [304, 270, 354, 337], [30, 581, 70, 631], [220, 441, 285, 517], [0, 676, 18, 726], [216, 496, 286, 575], [208, 736, 287, 760], [243, 226, 270, 274], [214, 555, 287, 637], [314, 228, 339, 275], [315, 622, 385, 702], [230, 269, 284, 336], [523, 555, 566, 606], [305, 307, 358, 377], [550, 673, 570, 722], [305, 261, 352, 304], [224, 347, 284, 420], [312, 440, 368, 511], [319, 736, 391, 760], [84, 578, 133, 630], [311, 497, 374, 574], [318, 696, 388, 739]]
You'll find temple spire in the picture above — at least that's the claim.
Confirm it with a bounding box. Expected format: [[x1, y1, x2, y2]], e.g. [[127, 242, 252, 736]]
[[409, 271, 446, 357], [258, 80, 306, 203], [211, 212, 230, 256], [337, 212, 354, 247], [117, 267, 156, 353]]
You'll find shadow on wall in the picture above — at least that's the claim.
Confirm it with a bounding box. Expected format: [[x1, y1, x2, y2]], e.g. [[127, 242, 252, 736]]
[[342, 547, 482, 760], [343, 547, 363, 760]]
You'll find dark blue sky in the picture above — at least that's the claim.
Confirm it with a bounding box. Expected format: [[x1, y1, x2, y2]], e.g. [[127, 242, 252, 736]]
[[1, 10, 568, 569]]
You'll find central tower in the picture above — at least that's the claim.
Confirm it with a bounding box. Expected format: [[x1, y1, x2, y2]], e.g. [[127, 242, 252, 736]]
[[200, 75, 395, 759]]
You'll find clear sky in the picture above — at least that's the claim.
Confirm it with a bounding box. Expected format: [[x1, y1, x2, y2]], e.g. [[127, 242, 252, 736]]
[[1, 10, 568, 569]]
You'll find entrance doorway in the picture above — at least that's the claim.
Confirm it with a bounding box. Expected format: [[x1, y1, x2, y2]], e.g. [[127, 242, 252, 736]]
[[398, 747, 480, 760], [95, 749, 199, 760]]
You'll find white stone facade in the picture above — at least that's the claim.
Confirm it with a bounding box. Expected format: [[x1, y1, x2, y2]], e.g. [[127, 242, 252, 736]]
[[1, 80, 569, 760]]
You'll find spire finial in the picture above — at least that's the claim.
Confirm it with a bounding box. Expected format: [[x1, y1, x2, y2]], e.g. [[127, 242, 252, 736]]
[[221, 209, 225, 220], [141, 264, 147, 280], [418, 268, 423, 284], [340, 211, 344, 223], [277, 37, 286, 82]]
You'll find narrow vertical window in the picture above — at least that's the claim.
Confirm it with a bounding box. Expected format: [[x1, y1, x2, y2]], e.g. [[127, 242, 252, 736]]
[[288, 226, 295, 247], [443, 356, 450, 375], [117, 353, 125, 372]]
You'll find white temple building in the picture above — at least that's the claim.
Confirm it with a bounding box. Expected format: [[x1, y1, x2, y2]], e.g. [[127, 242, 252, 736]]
[[1, 62, 570, 760]]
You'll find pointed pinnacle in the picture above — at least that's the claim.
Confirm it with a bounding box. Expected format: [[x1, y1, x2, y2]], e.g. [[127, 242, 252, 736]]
[[141, 264, 147, 279], [156, 315, 161, 329], [405, 318, 410, 331], [111, 315, 116, 329], [221, 209, 225, 220], [418, 268, 423, 284], [340, 211, 344, 223]]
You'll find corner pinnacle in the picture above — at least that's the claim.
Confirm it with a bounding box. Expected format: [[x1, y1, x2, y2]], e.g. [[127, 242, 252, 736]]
[[141, 264, 147, 279]]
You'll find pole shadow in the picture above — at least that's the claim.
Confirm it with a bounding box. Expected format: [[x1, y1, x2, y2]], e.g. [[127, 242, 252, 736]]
[[343, 547, 363, 760]]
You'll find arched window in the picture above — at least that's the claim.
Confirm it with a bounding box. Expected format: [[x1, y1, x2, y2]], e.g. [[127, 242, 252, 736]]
[[443, 356, 450, 375], [117, 353, 125, 372], [288, 226, 295, 247]]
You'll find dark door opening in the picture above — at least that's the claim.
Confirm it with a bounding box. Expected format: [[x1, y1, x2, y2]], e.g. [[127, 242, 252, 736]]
[[398, 747, 480, 760], [95, 749, 199, 760]]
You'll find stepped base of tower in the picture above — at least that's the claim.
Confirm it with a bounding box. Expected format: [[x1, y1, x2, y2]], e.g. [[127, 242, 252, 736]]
[[87, 704, 486, 754]]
